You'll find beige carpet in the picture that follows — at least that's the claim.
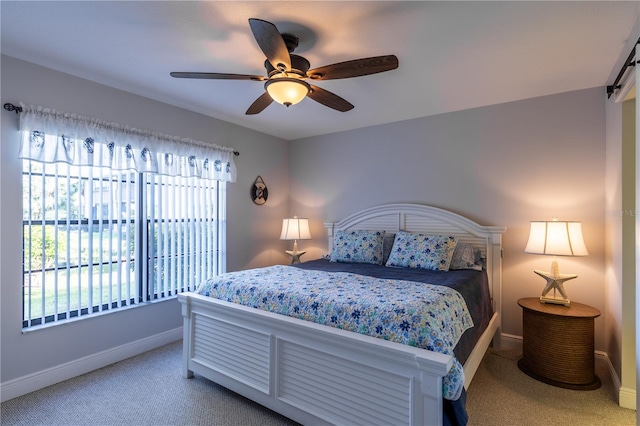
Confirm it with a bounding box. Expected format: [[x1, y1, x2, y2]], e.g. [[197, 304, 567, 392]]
[[0, 341, 297, 426], [1, 341, 636, 425], [466, 348, 636, 426]]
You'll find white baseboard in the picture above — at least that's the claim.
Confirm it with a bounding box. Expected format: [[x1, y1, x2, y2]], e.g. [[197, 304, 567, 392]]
[[497, 333, 635, 410], [619, 386, 637, 410], [597, 351, 636, 410], [499, 332, 522, 351], [0, 327, 182, 403]]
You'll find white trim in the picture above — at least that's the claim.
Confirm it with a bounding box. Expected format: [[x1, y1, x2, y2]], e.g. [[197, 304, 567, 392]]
[[635, 24, 640, 419], [500, 333, 524, 352], [0, 327, 182, 402], [620, 386, 637, 410], [613, 65, 636, 103]]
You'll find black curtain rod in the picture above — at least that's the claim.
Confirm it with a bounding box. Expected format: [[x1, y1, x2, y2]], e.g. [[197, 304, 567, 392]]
[[606, 37, 640, 99], [2, 103, 239, 156]]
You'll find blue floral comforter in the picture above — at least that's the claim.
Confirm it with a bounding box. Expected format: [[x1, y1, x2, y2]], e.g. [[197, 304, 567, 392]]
[[195, 265, 474, 400]]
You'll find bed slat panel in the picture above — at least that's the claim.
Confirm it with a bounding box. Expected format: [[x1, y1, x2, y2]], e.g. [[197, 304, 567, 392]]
[[277, 340, 412, 426], [342, 214, 401, 233], [193, 315, 271, 393]]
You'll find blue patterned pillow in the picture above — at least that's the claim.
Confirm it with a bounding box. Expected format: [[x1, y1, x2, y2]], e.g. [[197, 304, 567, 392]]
[[385, 231, 458, 271], [330, 230, 385, 264]]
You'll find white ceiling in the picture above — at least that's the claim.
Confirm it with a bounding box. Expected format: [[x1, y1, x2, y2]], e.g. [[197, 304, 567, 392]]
[[1, 1, 638, 141]]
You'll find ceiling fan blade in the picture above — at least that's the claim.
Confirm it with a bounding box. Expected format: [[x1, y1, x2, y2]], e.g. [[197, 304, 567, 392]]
[[307, 55, 399, 80], [170, 72, 265, 81], [248, 18, 291, 72], [307, 85, 354, 112], [246, 92, 274, 115]]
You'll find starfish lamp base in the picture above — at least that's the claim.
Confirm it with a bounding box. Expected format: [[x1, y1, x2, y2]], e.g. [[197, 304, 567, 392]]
[[285, 249, 306, 264], [540, 295, 571, 306], [285, 239, 306, 264], [534, 266, 577, 307]]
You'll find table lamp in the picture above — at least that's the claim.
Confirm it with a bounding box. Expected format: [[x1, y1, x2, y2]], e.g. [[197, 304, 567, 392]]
[[524, 219, 588, 306], [280, 216, 311, 264]]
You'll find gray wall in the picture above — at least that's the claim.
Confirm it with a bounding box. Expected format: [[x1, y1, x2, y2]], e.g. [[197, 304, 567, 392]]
[[0, 55, 290, 385], [0, 54, 613, 395], [289, 87, 608, 350]]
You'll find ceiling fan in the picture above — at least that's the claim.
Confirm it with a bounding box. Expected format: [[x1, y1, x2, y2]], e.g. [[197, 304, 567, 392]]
[[170, 18, 399, 115]]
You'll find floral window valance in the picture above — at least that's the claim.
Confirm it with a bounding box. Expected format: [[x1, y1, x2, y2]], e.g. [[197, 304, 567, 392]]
[[18, 103, 237, 182]]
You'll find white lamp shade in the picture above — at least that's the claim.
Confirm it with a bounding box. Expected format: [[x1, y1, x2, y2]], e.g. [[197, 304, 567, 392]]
[[265, 78, 310, 106], [524, 220, 588, 256], [280, 217, 311, 240]]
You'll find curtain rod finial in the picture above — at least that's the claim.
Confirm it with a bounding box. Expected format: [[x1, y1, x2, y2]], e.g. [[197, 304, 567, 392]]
[[3, 103, 22, 114]]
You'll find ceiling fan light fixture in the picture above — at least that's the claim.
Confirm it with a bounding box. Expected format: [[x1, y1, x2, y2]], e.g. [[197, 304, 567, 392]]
[[265, 77, 311, 107], [172, 18, 398, 115]]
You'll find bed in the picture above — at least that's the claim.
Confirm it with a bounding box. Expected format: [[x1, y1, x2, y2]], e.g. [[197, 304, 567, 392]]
[[177, 203, 505, 425]]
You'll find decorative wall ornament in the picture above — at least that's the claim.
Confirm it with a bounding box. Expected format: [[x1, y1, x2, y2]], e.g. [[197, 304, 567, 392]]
[[251, 176, 268, 205]]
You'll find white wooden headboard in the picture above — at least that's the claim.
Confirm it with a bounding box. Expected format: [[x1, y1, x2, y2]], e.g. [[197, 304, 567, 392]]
[[324, 203, 506, 322]]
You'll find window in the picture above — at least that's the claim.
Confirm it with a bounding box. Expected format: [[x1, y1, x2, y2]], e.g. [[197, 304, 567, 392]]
[[17, 103, 236, 329], [22, 160, 226, 328]]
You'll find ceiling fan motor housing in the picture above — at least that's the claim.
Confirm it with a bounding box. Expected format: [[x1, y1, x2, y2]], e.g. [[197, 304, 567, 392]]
[[265, 54, 310, 78], [281, 33, 299, 52]]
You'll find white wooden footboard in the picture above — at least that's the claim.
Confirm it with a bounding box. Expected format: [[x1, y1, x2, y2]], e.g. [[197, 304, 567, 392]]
[[179, 292, 454, 426]]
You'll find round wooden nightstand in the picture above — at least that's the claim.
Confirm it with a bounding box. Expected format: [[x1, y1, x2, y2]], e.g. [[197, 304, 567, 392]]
[[517, 297, 601, 390]]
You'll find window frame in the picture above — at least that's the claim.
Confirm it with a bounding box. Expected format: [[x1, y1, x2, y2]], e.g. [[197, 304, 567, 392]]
[[21, 158, 225, 329]]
